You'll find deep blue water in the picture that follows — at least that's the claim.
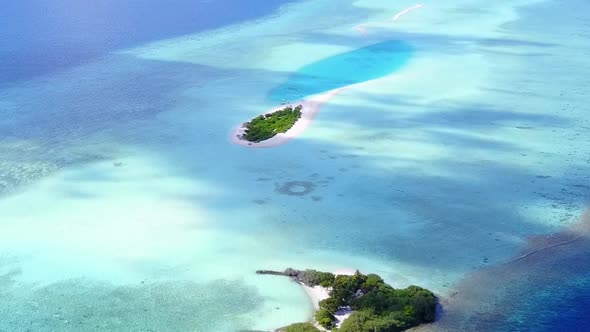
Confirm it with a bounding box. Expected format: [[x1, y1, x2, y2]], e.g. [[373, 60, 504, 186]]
[[500, 266, 590, 332], [538, 285, 590, 331], [268, 40, 412, 102], [507, 248, 590, 332], [0, 0, 298, 85], [434, 236, 590, 332]]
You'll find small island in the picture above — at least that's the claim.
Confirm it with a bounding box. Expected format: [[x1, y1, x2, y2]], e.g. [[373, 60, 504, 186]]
[[241, 105, 303, 143], [231, 89, 341, 148], [257, 268, 437, 332]]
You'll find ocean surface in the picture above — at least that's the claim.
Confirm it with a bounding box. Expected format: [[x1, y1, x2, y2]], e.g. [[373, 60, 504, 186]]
[[0, 0, 300, 85], [1, 0, 590, 331]]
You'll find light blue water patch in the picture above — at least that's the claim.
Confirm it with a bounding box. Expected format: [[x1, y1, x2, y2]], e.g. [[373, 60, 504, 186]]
[[268, 40, 413, 102]]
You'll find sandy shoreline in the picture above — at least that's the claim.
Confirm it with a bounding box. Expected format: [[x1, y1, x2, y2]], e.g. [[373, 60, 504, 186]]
[[301, 268, 357, 309], [302, 284, 329, 310], [230, 88, 342, 148], [299, 269, 356, 330]]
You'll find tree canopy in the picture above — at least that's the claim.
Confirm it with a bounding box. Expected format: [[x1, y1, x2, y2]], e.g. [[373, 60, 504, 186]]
[[285, 270, 436, 331], [242, 105, 302, 142], [282, 322, 321, 332]]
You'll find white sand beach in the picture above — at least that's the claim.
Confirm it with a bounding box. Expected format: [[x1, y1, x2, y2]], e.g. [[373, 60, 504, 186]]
[[302, 284, 352, 329], [334, 307, 354, 328], [302, 284, 330, 310], [300, 269, 356, 329]]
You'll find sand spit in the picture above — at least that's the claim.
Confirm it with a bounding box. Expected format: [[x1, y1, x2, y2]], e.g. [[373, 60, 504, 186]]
[[230, 88, 342, 148], [392, 4, 424, 22], [355, 3, 424, 35]]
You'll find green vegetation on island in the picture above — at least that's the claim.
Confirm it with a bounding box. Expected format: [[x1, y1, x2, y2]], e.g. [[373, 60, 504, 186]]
[[242, 105, 302, 142], [290, 268, 335, 287], [282, 323, 322, 332], [266, 269, 436, 332]]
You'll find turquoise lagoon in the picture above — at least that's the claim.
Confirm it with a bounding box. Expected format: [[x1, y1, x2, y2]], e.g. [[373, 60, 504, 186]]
[[269, 40, 412, 102], [1, 0, 590, 331]]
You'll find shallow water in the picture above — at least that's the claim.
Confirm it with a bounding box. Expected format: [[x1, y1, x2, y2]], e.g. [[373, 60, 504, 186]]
[[1, 0, 590, 331]]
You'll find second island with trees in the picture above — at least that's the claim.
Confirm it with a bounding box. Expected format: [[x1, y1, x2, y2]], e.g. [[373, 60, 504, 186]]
[[256, 268, 437, 332]]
